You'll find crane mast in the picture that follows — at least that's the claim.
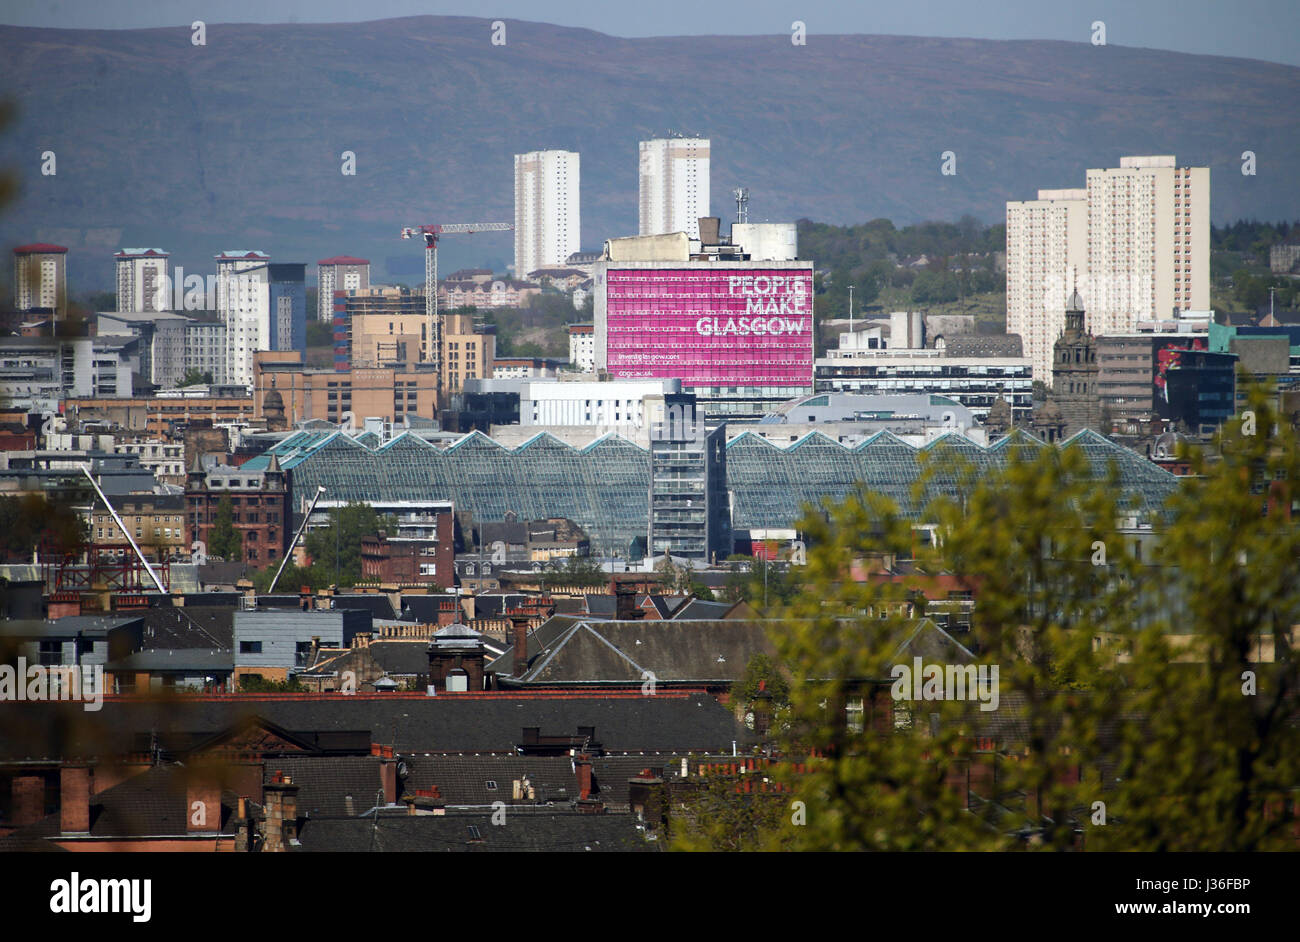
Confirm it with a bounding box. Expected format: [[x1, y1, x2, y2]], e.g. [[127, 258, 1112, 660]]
[[399, 222, 512, 383]]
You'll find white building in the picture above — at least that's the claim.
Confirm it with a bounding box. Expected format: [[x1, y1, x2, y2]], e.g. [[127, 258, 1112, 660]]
[[1005, 189, 1088, 383], [115, 440, 186, 481], [115, 248, 171, 313], [639, 137, 710, 239], [514, 150, 580, 278], [1006, 155, 1210, 382], [316, 256, 370, 322], [566, 323, 595, 371], [521, 378, 679, 428], [1086, 156, 1209, 337], [13, 243, 67, 317], [215, 252, 305, 390]]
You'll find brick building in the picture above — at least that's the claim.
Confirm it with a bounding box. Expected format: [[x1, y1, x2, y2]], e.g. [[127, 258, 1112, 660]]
[[185, 454, 289, 566]]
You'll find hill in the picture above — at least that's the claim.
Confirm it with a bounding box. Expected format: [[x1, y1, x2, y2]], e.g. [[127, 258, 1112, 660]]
[[1, 16, 1297, 289]]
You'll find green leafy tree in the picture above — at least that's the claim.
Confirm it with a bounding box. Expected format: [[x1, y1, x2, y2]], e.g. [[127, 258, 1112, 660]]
[[699, 395, 1300, 851], [238, 675, 307, 693], [177, 367, 213, 387], [303, 502, 395, 588], [206, 496, 242, 561], [0, 494, 87, 561], [539, 552, 606, 590]]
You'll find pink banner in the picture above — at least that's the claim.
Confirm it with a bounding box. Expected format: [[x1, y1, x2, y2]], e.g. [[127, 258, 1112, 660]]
[[605, 268, 814, 386]]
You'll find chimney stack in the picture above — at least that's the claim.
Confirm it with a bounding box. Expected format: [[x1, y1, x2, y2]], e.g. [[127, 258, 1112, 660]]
[[614, 582, 643, 621], [184, 769, 222, 835], [574, 753, 593, 801], [261, 772, 299, 852], [380, 757, 399, 806], [508, 608, 530, 677], [59, 766, 91, 834]]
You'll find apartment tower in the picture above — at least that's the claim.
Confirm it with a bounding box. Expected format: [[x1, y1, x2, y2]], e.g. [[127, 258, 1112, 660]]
[[514, 150, 580, 278]]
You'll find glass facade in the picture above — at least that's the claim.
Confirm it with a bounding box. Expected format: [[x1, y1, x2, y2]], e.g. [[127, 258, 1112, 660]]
[[244, 426, 1181, 556]]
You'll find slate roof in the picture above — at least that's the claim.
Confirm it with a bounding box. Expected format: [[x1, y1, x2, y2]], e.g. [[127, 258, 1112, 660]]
[[0, 764, 238, 850], [671, 599, 737, 620], [0, 692, 756, 760], [139, 605, 234, 650], [488, 617, 777, 685], [105, 648, 233, 672], [332, 594, 398, 620], [296, 810, 657, 852], [302, 640, 432, 679]]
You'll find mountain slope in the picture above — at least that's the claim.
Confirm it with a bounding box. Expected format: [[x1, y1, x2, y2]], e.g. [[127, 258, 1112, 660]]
[[0, 16, 1296, 287]]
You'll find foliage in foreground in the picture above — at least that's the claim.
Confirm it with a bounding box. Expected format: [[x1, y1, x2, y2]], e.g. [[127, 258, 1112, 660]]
[[677, 387, 1300, 851]]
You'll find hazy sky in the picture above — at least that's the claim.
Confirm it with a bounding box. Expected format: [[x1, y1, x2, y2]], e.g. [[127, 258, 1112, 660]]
[[1, 0, 1297, 67]]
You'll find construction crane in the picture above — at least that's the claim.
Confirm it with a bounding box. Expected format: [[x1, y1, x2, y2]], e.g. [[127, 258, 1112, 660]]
[[80, 464, 167, 593], [399, 222, 512, 368], [267, 485, 327, 594]]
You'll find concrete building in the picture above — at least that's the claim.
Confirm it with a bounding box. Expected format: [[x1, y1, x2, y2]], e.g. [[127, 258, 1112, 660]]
[[647, 394, 729, 561], [339, 287, 428, 369], [493, 357, 563, 381], [253, 351, 440, 427], [1005, 189, 1087, 383], [521, 378, 680, 430], [814, 316, 1033, 422], [316, 256, 369, 322], [216, 251, 306, 390], [442, 311, 496, 395], [639, 137, 710, 239], [567, 323, 595, 371], [514, 150, 580, 278], [1006, 156, 1210, 382], [1087, 156, 1209, 335], [0, 336, 139, 413], [114, 248, 170, 313], [752, 392, 984, 447], [12, 244, 67, 319]]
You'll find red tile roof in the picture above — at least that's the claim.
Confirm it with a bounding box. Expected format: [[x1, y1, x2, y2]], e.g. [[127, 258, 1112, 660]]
[[318, 256, 370, 266], [13, 243, 68, 254]]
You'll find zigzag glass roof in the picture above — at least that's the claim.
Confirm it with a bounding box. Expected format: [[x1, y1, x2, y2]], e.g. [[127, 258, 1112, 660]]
[[242, 427, 1181, 554]]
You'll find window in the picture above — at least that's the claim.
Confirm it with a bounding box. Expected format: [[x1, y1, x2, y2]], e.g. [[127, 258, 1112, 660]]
[[846, 697, 865, 733], [239, 641, 262, 654]]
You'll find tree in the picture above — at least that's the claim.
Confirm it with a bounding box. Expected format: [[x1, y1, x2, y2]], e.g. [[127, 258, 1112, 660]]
[[0, 494, 86, 562], [177, 367, 213, 387], [705, 392, 1300, 851], [305, 320, 332, 348], [207, 496, 242, 561], [303, 502, 394, 588], [539, 553, 606, 590]]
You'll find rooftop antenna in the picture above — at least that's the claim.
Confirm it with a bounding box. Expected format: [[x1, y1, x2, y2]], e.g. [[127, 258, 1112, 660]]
[[733, 188, 749, 225]]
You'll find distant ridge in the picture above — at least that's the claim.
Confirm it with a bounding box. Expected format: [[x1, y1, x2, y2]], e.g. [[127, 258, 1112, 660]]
[[0, 16, 1296, 286]]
